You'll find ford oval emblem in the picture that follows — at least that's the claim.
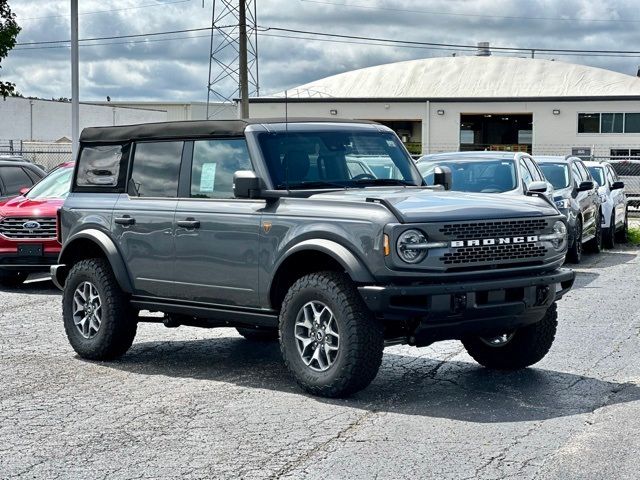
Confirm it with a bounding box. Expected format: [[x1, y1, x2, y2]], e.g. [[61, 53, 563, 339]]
[[23, 221, 41, 230]]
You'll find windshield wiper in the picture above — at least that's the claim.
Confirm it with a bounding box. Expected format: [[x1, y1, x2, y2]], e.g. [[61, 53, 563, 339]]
[[277, 180, 349, 190], [351, 178, 416, 187]]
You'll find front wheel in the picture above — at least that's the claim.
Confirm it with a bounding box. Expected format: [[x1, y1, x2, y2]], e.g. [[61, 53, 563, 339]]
[[566, 218, 582, 264], [586, 211, 603, 253], [615, 212, 628, 243], [62, 258, 137, 360], [604, 211, 616, 249], [279, 271, 384, 398], [462, 303, 558, 370]]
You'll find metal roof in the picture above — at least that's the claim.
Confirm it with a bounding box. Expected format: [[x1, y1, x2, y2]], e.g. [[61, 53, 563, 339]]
[[269, 56, 640, 100]]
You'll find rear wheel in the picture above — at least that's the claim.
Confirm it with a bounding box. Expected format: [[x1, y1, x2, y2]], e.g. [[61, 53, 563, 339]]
[[616, 212, 628, 243], [279, 271, 384, 398], [604, 211, 616, 249], [566, 218, 582, 264], [462, 303, 558, 370], [586, 210, 603, 253], [0, 270, 28, 287], [62, 258, 137, 360], [236, 327, 279, 341]]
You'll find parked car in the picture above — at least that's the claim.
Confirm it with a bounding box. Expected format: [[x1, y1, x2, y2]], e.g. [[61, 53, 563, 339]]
[[536, 156, 602, 263], [0, 162, 74, 286], [417, 152, 554, 201], [585, 161, 628, 248], [607, 157, 640, 208], [0, 154, 47, 171], [0, 160, 46, 201], [52, 119, 574, 398]]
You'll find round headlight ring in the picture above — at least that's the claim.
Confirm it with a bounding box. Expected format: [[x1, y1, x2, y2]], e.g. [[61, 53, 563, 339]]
[[396, 229, 428, 264], [552, 220, 567, 251]]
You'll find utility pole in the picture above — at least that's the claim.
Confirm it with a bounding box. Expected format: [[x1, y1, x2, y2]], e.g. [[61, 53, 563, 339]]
[[238, 0, 249, 118], [71, 0, 79, 159]]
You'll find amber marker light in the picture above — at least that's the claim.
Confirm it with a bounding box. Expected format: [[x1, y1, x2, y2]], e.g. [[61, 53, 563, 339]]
[[383, 234, 390, 256]]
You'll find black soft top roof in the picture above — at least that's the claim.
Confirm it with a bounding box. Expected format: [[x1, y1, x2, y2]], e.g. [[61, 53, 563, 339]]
[[79, 118, 377, 144]]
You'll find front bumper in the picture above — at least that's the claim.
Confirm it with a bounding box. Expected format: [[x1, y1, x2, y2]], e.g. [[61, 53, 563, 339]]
[[0, 253, 59, 272], [358, 268, 575, 345]]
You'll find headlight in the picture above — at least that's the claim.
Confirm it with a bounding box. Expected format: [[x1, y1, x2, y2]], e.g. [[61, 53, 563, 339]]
[[396, 229, 428, 263], [540, 220, 567, 251], [554, 198, 570, 209]]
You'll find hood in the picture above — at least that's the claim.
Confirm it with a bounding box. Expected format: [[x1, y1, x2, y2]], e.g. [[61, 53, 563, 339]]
[[0, 196, 64, 218], [311, 188, 559, 223]]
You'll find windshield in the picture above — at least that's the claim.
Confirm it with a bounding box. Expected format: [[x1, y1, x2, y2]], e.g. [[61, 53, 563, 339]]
[[539, 163, 570, 189], [26, 166, 73, 200], [418, 159, 517, 193], [257, 130, 422, 189], [587, 166, 605, 187]]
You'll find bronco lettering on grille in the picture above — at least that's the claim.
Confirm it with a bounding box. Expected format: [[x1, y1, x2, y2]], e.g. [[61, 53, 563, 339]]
[[451, 236, 539, 247]]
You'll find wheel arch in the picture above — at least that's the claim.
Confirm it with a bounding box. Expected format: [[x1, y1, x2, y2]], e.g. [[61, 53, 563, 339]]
[[268, 239, 374, 311], [55, 229, 133, 293]]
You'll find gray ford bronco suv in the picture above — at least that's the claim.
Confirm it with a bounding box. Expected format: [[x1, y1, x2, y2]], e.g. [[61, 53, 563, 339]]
[[53, 119, 575, 397]]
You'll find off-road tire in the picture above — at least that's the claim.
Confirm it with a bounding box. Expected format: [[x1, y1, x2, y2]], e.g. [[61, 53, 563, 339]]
[[615, 213, 628, 243], [236, 327, 279, 341], [62, 258, 137, 360], [279, 271, 384, 398], [566, 218, 582, 264], [604, 211, 616, 249], [0, 270, 28, 287], [586, 210, 603, 253], [462, 303, 558, 370]]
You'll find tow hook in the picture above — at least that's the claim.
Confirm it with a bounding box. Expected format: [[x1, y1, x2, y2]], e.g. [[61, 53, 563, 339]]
[[453, 293, 467, 313], [536, 286, 551, 306]]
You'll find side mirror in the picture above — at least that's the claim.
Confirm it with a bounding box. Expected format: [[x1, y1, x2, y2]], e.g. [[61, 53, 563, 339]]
[[433, 165, 452, 191], [577, 180, 594, 192], [527, 180, 548, 193], [19, 187, 30, 196], [233, 170, 261, 199], [611, 181, 624, 190]]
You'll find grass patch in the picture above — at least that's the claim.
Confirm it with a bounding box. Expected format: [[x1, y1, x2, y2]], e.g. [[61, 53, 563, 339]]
[[627, 225, 640, 245]]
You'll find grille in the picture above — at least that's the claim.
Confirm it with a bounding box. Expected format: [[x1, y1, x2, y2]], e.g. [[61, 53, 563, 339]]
[[439, 219, 548, 240], [0, 217, 57, 239], [440, 243, 546, 265]]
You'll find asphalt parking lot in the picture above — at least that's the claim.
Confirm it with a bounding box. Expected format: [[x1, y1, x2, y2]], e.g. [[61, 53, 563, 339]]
[[1, 247, 639, 480]]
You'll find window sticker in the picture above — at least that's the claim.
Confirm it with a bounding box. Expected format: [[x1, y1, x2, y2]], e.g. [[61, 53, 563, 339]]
[[200, 162, 217, 192], [386, 140, 397, 147]]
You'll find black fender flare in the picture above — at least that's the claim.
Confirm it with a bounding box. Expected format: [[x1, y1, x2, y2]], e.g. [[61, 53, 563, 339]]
[[56, 229, 133, 293], [271, 238, 375, 287]]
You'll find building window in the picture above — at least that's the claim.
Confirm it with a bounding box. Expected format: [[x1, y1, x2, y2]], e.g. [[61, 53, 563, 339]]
[[625, 113, 640, 133], [601, 113, 624, 133], [610, 148, 640, 158], [578, 113, 600, 133]]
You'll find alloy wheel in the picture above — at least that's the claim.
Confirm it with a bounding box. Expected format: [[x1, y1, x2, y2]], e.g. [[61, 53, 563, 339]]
[[72, 281, 102, 339], [294, 301, 340, 372]]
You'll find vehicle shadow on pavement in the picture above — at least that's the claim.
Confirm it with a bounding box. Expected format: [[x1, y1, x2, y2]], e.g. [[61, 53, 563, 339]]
[[578, 250, 638, 269], [105, 337, 640, 423], [0, 278, 60, 296]]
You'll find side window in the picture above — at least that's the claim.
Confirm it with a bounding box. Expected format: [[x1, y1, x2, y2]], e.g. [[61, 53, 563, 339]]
[[524, 157, 543, 182], [519, 159, 533, 188], [0, 167, 35, 195], [606, 165, 617, 184], [77, 144, 126, 188], [190, 138, 251, 199], [571, 163, 583, 185], [576, 161, 591, 181], [129, 141, 184, 198]]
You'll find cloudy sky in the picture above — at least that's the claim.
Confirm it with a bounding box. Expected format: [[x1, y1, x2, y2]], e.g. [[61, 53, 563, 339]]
[[3, 0, 640, 102]]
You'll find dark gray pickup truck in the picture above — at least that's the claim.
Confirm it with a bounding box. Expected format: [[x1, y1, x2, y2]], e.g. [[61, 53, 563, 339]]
[[52, 119, 575, 397]]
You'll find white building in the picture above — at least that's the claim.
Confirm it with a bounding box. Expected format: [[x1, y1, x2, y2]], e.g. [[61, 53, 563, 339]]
[[248, 56, 640, 159], [0, 96, 166, 143], [90, 101, 237, 121]]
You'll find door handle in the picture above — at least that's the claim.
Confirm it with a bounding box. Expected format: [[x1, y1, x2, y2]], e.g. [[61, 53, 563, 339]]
[[114, 216, 136, 226], [177, 218, 200, 229]]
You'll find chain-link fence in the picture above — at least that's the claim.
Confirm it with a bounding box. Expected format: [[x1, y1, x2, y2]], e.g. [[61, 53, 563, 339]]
[[0, 140, 73, 172]]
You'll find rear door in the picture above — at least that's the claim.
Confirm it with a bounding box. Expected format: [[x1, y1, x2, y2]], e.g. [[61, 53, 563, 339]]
[[573, 161, 597, 237], [112, 141, 184, 297], [173, 138, 263, 307]]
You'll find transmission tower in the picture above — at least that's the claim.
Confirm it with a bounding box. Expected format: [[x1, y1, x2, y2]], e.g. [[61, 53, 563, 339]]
[[206, 0, 259, 119]]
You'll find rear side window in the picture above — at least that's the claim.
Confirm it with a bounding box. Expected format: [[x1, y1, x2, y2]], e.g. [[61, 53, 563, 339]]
[[190, 139, 251, 199], [77, 145, 126, 188], [129, 141, 184, 198], [0, 167, 35, 196]]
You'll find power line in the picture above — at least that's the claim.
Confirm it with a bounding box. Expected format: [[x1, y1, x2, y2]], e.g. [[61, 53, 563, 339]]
[[299, 0, 640, 24], [16, 0, 193, 22], [14, 23, 640, 57]]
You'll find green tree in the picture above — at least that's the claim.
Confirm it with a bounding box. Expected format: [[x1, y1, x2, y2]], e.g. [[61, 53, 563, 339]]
[[0, 1, 21, 98]]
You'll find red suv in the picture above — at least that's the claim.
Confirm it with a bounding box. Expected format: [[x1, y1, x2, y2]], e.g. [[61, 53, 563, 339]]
[[0, 162, 74, 286]]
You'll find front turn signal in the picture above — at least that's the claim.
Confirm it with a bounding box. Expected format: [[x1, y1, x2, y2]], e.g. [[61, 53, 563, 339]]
[[383, 234, 390, 256]]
